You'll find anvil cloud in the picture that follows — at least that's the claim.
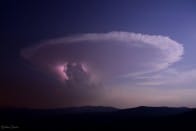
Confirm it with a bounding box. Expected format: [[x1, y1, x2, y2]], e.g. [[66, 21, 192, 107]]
[[21, 31, 184, 84]]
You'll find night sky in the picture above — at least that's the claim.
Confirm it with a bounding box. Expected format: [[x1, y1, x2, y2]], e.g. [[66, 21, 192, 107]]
[[1, 0, 196, 108]]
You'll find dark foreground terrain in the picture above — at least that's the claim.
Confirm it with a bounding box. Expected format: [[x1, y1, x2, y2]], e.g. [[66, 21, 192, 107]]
[[1, 106, 196, 131]]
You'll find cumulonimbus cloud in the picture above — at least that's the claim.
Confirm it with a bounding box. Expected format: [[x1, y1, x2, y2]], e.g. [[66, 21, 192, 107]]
[[21, 31, 184, 83]]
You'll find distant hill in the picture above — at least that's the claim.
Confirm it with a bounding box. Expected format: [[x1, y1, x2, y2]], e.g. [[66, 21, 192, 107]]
[[116, 106, 191, 117], [0, 106, 191, 119], [0, 106, 194, 130], [61, 106, 118, 113]]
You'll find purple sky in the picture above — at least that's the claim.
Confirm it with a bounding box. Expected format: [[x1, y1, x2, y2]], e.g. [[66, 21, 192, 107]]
[[1, 0, 196, 108]]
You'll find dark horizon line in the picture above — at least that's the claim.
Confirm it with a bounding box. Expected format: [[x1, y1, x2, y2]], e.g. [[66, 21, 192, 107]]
[[0, 105, 192, 110]]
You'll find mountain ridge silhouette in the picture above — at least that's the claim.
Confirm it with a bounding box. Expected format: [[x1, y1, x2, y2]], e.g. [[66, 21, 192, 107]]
[[0, 106, 195, 130]]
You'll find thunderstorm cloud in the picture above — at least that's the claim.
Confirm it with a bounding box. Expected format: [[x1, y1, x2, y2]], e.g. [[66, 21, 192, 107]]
[[20, 31, 184, 107], [21, 31, 184, 84]]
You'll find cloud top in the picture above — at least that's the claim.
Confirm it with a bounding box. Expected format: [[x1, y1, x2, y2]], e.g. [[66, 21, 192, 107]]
[[21, 31, 184, 82]]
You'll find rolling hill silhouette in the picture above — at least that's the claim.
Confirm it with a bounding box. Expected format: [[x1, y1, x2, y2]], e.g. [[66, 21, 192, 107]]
[[0, 106, 195, 130]]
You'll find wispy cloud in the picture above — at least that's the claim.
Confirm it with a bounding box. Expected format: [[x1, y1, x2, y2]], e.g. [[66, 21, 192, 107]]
[[137, 68, 196, 87]]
